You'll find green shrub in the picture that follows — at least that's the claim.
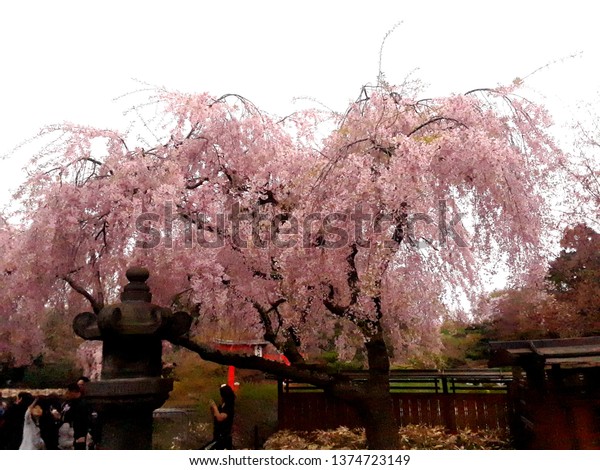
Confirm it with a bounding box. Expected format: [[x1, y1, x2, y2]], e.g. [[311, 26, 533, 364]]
[[20, 361, 79, 388]]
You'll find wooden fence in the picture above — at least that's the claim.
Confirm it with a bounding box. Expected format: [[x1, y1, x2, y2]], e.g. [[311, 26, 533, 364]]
[[278, 369, 513, 433]]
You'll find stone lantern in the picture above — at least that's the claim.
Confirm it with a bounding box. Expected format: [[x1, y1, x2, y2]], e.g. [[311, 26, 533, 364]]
[[73, 267, 192, 449]]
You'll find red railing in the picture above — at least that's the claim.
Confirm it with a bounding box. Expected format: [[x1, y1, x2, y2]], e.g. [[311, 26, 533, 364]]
[[277, 369, 513, 433]]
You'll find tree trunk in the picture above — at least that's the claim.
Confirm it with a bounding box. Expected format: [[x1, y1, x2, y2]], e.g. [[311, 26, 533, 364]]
[[359, 328, 400, 449], [358, 386, 399, 449]]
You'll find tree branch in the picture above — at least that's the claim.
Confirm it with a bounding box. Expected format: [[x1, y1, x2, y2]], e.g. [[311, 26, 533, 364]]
[[63, 275, 103, 314], [252, 299, 305, 365], [95, 268, 104, 308], [407, 116, 467, 137], [169, 336, 364, 400], [346, 243, 359, 305], [185, 177, 210, 190]]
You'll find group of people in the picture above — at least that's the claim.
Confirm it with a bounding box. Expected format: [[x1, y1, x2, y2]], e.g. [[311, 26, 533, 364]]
[[0, 380, 235, 450], [0, 377, 94, 450]]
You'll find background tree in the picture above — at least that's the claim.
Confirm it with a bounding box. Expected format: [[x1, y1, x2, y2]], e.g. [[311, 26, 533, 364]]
[[567, 105, 600, 225], [437, 319, 492, 368], [0, 79, 565, 448], [472, 287, 565, 340], [461, 224, 600, 352], [546, 223, 600, 335]]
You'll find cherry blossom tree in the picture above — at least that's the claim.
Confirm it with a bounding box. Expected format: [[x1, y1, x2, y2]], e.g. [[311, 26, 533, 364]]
[[0, 80, 565, 448], [562, 101, 600, 228]]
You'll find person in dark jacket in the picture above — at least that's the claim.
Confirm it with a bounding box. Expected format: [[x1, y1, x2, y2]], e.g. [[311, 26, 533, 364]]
[[62, 383, 89, 450], [76, 376, 100, 449], [0, 392, 34, 449], [38, 395, 63, 450], [208, 384, 235, 450]]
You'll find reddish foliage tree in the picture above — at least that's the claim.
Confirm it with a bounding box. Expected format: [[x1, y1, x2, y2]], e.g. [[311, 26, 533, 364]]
[[546, 223, 600, 334], [471, 225, 600, 344], [474, 288, 568, 341], [0, 81, 565, 448]]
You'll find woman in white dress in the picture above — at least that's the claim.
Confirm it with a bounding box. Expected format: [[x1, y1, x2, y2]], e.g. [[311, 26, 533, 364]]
[[19, 399, 45, 450]]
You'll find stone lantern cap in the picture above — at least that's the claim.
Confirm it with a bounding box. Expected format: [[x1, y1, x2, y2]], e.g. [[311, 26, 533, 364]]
[[73, 267, 192, 341]]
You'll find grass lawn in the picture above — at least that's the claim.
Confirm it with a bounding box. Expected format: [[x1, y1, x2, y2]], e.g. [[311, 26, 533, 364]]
[[153, 350, 279, 449]]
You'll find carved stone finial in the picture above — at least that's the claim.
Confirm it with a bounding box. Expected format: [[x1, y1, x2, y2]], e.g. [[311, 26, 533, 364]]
[[126, 266, 150, 283], [121, 266, 151, 302]]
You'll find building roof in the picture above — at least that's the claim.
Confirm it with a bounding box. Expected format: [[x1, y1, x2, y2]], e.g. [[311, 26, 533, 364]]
[[489, 336, 600, 368], [213, 339, 269, 346]]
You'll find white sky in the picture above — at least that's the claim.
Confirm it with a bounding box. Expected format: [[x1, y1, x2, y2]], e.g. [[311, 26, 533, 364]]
[[0, 0, 598, 203]]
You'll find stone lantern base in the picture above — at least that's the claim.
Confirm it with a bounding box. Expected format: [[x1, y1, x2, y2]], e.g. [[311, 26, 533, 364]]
[[85, 377, 174, 449]]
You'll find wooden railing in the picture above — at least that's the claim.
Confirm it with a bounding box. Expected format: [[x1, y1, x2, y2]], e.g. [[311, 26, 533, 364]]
[[277, 369, 513, 433]]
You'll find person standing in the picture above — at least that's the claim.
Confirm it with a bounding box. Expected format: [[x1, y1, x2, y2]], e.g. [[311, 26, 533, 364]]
[[76, 375, 100, 449], [19, 398, 45, 450], [208, 384, 235, 450], [62, 383, 89, 450], [0, 392, 34, 450], [0, 392, 8, 417], [0, 392, 8, 436], [39, 395, 63, 450]]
